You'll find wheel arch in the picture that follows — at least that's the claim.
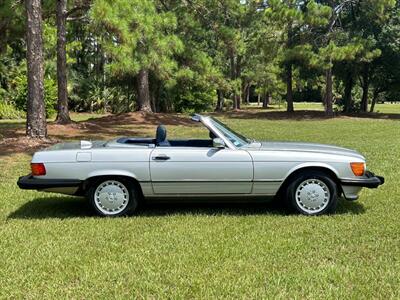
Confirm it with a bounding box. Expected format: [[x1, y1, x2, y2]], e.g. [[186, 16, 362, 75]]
[[82, 174, 144, 200], [277, 164, 342, 196]]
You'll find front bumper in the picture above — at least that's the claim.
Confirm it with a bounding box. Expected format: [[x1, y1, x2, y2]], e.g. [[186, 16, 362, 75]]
[[17, 175, 82, 190], [340, 171, 385, 189]]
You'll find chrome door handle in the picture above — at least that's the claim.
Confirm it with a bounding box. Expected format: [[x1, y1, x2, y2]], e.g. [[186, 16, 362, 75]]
[[152, 155, 170, 161]]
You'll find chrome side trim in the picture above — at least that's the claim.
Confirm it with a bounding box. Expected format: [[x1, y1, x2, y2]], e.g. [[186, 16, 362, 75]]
[[151, 179, 252, 182], [151, 181, 252, 194], [252, 179, 283, 183], [145, 194, 276, 201], [139, 180, 283, 183]]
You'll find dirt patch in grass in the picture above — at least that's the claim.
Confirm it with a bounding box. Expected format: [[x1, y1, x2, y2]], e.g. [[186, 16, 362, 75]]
[[0, 137, 59, 156], [87, 111, 193, 126]]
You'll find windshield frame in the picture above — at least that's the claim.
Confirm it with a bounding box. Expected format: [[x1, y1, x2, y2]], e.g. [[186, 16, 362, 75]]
[[208, 117, 250, 148]]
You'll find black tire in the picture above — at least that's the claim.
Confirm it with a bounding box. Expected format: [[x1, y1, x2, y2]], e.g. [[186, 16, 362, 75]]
[[88, 177, 139, 217], [285, 171, 338, 216]]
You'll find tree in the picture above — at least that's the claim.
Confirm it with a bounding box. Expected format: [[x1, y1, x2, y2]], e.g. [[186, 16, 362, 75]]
[[319, 0, 395, 113], [90, 0, 183, 112], [370, 3, 400, 111], [54, 0, 91, 123], [25, 0, 47, 138], [0, 1, 25, 54], [251, 15, 285, 109], [316, 1, 344, 116], [266, 0, 330, 112], [173, 0, 259, 111], [55, 0, 71, 124], [2, 0, 400, 120]]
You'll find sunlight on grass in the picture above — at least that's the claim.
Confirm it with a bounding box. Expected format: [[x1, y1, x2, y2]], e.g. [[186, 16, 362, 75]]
[[243, 102, 400, 114]]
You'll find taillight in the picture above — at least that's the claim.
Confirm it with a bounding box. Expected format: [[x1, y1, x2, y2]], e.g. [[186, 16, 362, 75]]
[[350, 162, 365, 176], [31, 163, 46, 176]]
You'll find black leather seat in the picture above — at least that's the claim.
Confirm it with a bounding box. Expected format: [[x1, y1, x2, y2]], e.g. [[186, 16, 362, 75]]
[[156, 125, 170, 146]]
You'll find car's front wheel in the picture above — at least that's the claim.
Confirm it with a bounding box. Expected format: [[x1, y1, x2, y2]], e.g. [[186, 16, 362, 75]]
[[88, 178, 139, 217], [285, 171, 338, 216]]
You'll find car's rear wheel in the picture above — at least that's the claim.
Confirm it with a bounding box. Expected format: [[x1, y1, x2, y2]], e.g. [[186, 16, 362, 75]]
[[88, 178, 138, 217], [285, 171, 338, 216]]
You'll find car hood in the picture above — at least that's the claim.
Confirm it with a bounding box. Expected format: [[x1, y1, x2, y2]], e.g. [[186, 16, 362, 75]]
[[247, 141, 365, 160]]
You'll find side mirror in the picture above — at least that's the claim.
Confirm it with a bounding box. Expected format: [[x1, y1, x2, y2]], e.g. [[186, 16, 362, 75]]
[[213, 138, 225, 149]]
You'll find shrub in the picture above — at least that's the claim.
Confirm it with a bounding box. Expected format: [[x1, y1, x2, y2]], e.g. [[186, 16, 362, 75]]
[[167, 81, 216, 113], [12, 75, 57, 118], [0, 101, 25, 119]]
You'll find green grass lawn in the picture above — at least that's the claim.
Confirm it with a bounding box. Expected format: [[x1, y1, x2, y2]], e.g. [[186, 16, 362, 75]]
[[244, 102, 400, 114], [1, 114, 400, 298]]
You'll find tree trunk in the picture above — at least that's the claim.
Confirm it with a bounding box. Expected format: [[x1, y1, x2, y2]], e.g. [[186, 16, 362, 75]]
[[241, 83, 246, 104], [150, 86, 156, 113], [286, 63, 294, 113], [232, 94, 238, 110], [360, 65, 370, 112], [215, 89, 224, 111], [324, 67, 334, 117], [55, 0, 71, 124], [149, 74, 158, 112], [343, 72, 354, 113], [286, 19, 294, 113], [234, 94, 241, 110], [229, 51, 241, 110], [262, 92, 269, 108], [242, 83, 250, 105], [370, 88, 379, 112], [257, 93, 260, 106], [229, 52, 236, 110], [25, 0, 47, 138], [236, 56, 242, 110], [157, 80, 165, 112], [126, 91, 130, 112], [136, 69, 152, 112]]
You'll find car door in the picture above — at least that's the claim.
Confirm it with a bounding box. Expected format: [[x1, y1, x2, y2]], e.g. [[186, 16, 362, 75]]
[[149, 147, 253, 194]]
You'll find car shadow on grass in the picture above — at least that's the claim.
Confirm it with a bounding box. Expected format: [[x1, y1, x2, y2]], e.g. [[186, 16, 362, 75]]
[[7, 197, 94, 219], [8, 196, 365, 219]]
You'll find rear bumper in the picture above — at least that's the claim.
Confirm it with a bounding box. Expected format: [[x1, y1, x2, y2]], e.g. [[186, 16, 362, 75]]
[[340, 171, 385, 189], [17, 175, 82, 190]]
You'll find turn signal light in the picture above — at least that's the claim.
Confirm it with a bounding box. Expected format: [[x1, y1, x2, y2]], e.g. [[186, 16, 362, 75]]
[[31, 163, 46, 176], [350, 162, 365, 176]]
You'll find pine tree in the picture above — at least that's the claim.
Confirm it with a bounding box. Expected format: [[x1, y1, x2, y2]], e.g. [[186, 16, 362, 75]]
[[266, 0, 330, 113], [25, 0, 47, 138], [316, 0, 394, 113], [55, 0, 71, 124], [90, 0, 183, 112]]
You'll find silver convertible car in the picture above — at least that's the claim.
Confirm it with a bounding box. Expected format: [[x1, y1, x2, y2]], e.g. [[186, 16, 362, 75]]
[[17, 114, 384, 216]]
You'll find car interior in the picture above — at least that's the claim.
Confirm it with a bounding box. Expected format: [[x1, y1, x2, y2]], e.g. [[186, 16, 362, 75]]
[[116, 125, 215, 148]]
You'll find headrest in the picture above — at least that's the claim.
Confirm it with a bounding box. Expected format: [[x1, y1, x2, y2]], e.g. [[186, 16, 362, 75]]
[[156, 125, 167, 144]]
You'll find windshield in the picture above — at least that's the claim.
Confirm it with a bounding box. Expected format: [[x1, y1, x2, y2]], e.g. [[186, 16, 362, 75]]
[[210, 117, 249, 148]]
